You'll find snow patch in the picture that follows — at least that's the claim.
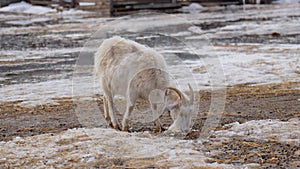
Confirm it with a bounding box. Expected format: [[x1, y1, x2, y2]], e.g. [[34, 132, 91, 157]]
[[0, 128, 233, 168], [79, 2, 96, 6], [0, 76, 101, 107], [1, 119, 298, 168], [0, 1, 55, 14], [182, 3, 204, 14], [275, 0, 300, 3], [213, 118, 300, 145], [5, 17, 52, 26]]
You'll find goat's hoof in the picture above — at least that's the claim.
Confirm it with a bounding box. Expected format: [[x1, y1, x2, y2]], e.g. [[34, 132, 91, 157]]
[[156, 126, 166, 133], [108, 122, 114, 128], [113, 125, 121, 131], [122, 126, 130, 132]]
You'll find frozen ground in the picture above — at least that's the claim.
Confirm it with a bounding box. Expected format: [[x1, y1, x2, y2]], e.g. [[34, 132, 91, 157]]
[[1, 118, 299, 168], [0, 1, 300, 168]]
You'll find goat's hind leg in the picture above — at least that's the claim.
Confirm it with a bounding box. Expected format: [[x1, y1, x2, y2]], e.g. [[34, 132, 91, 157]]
[[103, 96, 113, 128], [106, 95, 121, 130]]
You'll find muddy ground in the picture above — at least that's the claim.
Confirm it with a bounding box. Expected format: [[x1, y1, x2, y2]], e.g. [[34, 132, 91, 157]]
[[1, 82, 300, 168], [1, 82, 299, 141]]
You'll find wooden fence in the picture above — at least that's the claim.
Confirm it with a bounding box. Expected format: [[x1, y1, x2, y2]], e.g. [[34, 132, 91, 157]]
[[28, 0, 75, 8], [28, 0, 111, 16], [27, 0, 273, 17], [75, 0, 111, 16], [28, 0, 182, 16], [189, 0, 239, 6], [112, 0, 181, 16]]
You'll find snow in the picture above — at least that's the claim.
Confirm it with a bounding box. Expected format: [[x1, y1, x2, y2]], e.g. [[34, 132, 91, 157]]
[[182, 3, 204, 14], [61, 9, 91, 15], [157, 43, 300, 90], [0, 47, 84, 61], [275, 0, 300, 3], [0, 76, 101, 107], [0, 1, 55, 15], [0, 3, 299, 107], [79, 2, 96, 6], [0, 1, 93, 16], [0, 119, 298, 168], [212, 118, 300, 145], [5, 17, 52, 26]]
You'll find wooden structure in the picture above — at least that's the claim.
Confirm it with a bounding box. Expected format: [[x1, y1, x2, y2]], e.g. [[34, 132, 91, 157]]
[[27, 0, 111, 16], [28, 0, 182, 16], [28, 0, 76, 8], [75, 0, 111, 16], [27, 0, 273, 17], [112, 0, 181, 16], [187, 0, 273, 6], [189, 0, 239, 6]]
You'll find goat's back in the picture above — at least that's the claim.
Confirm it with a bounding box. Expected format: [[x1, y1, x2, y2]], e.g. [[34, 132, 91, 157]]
[[94, 36, 170, 98]]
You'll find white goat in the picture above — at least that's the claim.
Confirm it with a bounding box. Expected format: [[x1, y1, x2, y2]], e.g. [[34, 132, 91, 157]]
[[94, 36, 194, 133]]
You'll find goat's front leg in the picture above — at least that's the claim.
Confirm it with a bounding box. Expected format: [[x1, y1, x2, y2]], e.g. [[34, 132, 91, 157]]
[[151, 103, 164, 132], [122, 103, 134, 132]]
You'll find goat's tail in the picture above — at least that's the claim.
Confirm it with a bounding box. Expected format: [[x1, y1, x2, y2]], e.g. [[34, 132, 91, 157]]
[[94, 36, 124, 76]]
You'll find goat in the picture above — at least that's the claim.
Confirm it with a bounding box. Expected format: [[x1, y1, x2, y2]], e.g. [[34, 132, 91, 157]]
[[94, 36, 194, 133]]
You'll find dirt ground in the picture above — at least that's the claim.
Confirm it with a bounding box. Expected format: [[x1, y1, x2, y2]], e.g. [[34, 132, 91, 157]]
[[1, 82, 299, 168]]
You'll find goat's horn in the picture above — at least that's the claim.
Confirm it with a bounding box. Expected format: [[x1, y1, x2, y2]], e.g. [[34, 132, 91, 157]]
[[188, 83, 194, 104], [166, 87, 185, 104]]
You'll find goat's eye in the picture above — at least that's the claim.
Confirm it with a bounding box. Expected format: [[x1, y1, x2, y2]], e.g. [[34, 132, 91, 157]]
[[166, 110, 171, 115]]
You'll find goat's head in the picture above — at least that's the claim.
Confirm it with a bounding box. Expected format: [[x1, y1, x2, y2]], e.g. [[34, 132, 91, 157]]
[[164, 84, 195, 134]]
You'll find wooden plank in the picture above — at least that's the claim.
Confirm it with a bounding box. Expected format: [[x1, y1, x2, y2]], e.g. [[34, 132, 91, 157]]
[[187, 0, 240, 6], [190, 0, 238, 2], [132, 3, 180, 9], [76, 0, 109, 3], [114, 0, 173, 2], [30, 0, 57, 5], [77, 6, 111, 10], [112, 0, 182, 16], [114, 0, 174, 5], [29, 0, 75, 6]]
